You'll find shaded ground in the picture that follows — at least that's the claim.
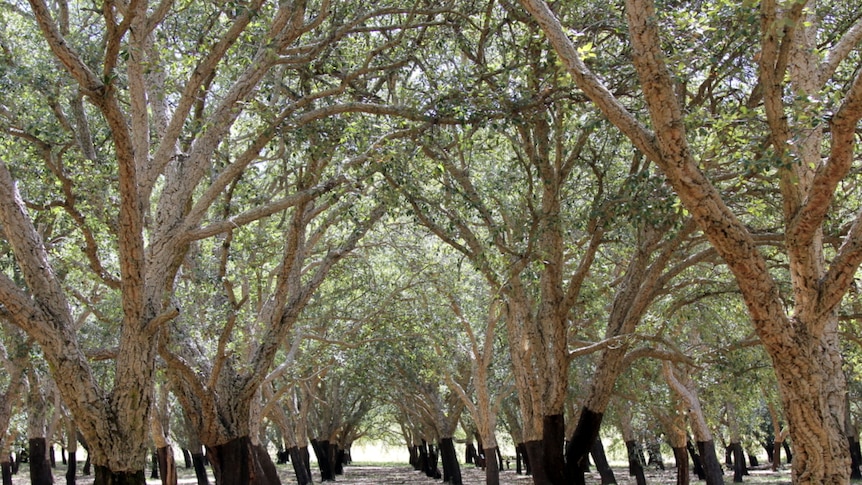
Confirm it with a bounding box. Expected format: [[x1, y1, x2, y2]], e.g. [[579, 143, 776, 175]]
[[9, 461, 794, 484]]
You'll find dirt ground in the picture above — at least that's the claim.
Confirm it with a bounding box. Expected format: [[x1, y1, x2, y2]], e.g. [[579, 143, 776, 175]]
[[9, 462, 794, 484]]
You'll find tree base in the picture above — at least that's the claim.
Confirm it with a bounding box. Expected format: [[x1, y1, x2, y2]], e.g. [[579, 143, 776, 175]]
[[93, 466, 146, 485]]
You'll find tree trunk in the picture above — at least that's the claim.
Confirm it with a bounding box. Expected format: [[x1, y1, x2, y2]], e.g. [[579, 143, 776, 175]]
[[156, 446, 177, 485], [591, 437, 616, 484], [697, 441, 725, 485], [29, 437, 54, 485], [566, 408, 603, 484], [518, 442, 529, 475], [543, 414, 565, 484], [150, 453, 159, 480], [206, 436, 281, 485], [190, 451, 209, 485], [311, 439, 334, 482], [465, 443, 477, 465], [439, 438, 462, 485], [2, 459, 12, 485], [65, 451, 76, 485], [92, 467, 146, 485], [687, 440, 705, 480], [483, 446, 500, 485], [747, 453, 758, 468], [731, 442, 746, 482], [524, 440, 548, 485], [772, 440, 782, 471], [625, 441, 647, 485], [181, 450, 191, 469], [287, 446, 311, 485], [850, 436, 862, 479], [408, 445, 419, 470], [672, 447, 689, 485]]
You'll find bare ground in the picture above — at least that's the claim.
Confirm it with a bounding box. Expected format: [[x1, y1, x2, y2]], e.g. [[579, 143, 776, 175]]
[[9, 462, 794, 484]]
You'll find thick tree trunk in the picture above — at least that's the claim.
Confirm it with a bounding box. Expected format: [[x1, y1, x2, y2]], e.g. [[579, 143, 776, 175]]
[[772, 440, 782, 471], [697, 441, 725, 485], [92, 467, 146, 485], [730, 442, 746, 482], [591, 438, 616, 484], [29, 437, 54, 485], [465, 443, 477, 465], [524, 440, 548, 485], [517, 442, 528, 475], [565, 408, 603, 484], [190, 451, 209, 485], [687, 440, 705, 480], [206, 436, 281, 485], [484, 446, 500, 485], [287, 446, 311, 485], [408, 445, 419, 470], [542, 414, 565, 485], [65, 451, 76, 485], [1, 459, 12, 485], [672, 447, 689, 485], [311, 439, 334, 482], [439, 438, 462, 485], [647, 438, 665, 470], [625, 441, 646, 485], [156, 446, 177, 485], [329, 443, 342, 476]]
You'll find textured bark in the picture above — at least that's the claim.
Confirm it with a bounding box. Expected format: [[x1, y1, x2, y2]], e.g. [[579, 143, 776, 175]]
[[672, 447, 689, 485], [29, 438, 54, 485], [156, 446, 177, 485], [206, 436, 281, 485], [520, 0, 862, 482]]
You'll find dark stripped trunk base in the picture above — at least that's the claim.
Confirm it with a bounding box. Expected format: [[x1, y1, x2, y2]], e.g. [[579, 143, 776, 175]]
[[483, 446, 500, 485], [543, 414, 566, 485], [591, 437, 616, 484], [439, 438, 462, 485], [29, 437, 54, 485], [287, 446, 312, 485], [206, 436, 281, 485], [697, 441, 725, 485], [66, 451, 77, 485], [672, 447, 689, 485], [625, 440, 647, 485], [93, 466, 146, 485], [524, 440, 549, 485], [687, 440, 706, 479], [850, 437, 862, 479], [1, 461, 12, 485], [191, 452, 209, 485], [566, 407, 604, 485]]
